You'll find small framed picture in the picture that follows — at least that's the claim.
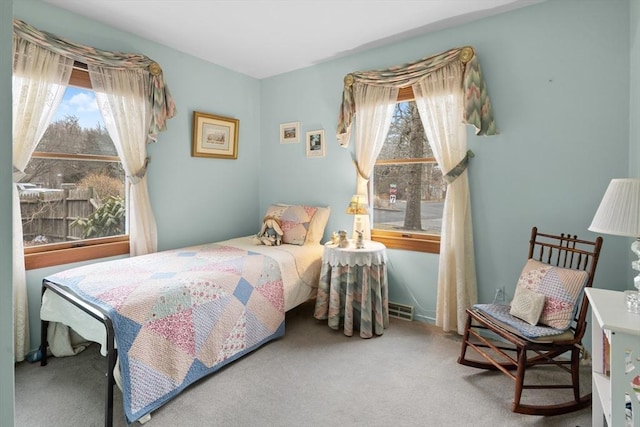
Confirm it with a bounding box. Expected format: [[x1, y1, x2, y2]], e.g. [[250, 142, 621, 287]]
[[192, 111, 239, 159], [306, 129, 325, 158], [280, 121, 300, 143]]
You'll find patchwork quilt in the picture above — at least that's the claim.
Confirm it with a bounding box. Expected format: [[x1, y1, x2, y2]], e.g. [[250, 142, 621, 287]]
[[45, 243, 285, 424]]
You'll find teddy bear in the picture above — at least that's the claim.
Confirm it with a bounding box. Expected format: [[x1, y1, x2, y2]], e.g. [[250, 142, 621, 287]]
[[253, 216, 284, 246]]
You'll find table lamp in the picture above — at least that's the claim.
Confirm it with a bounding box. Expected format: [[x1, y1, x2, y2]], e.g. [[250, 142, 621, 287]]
[[346, 194, 369, 242], [588, 178, 640, 312]]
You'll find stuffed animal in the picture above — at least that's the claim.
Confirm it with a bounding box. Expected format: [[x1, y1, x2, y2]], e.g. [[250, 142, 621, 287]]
[[338, 229, 349, 248], [355, 229, 365, 249], [330, 231, 339, 245], [253, 216, 284, 246]]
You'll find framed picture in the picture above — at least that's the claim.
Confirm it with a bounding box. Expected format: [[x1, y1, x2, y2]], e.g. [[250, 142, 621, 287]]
[[280, 121, 300, 144], [192, 111, 239, 159], [306, 129, 325, 158]]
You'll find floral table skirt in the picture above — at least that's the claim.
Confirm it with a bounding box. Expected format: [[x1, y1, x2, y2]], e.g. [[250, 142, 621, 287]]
[[314, 261, 388, 338]]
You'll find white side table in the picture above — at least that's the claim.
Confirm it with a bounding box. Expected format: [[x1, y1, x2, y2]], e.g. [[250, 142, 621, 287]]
[[586, 288, 640, 427], [313, 240, 389, 338]]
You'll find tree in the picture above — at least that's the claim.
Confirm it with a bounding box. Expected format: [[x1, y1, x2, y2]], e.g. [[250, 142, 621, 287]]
[[403, 103, 424, 231], [18, 115, 125, 244], [377, 102, 427, 230], [21, 116, 120, 188]]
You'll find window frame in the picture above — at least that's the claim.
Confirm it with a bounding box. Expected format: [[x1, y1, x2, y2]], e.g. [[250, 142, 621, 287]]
[[21, 64, 130, 270], [370, 86, 441, 254]]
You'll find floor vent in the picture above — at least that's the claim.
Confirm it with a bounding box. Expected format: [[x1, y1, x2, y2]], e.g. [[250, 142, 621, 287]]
[[388, 301, 414, 321]]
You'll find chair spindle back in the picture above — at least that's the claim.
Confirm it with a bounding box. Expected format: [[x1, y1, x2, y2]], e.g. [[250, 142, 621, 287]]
[[527, 226, 603, 339]]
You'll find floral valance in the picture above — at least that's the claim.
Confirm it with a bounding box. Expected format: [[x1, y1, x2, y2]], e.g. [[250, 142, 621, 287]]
[[13, 18, 176, 139], [336, 46, 497, 146]]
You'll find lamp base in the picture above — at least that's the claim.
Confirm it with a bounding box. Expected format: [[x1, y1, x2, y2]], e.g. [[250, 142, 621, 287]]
[[351, 214, 370, 241], [632, 239, 640, 292], [628, 239, 640, 314], [625, 290, 640, 314]]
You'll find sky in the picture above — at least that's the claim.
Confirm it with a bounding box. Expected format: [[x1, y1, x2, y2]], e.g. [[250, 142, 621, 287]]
[[53, 86, 104, 129]]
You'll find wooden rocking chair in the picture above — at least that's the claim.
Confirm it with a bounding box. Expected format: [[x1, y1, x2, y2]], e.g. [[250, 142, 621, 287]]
[[457, 227, 603, 415]]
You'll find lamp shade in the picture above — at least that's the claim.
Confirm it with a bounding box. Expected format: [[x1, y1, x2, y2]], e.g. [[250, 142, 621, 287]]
[[346, 194, 369, 215], [588, 178, 640, 237]]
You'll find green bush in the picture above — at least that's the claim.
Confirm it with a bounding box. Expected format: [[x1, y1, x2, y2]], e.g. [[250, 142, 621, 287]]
[[72, 196, 125, 238]]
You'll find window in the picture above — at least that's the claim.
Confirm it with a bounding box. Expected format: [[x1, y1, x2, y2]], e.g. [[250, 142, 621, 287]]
[[20, 65, 129, 270], [371, 87, 444, 253]]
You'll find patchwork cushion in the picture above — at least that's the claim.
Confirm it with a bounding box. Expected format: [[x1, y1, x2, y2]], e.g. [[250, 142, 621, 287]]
[[265, 204, 318, 245], [509, 285, 545, 325], [515, 259, 589, 330], [473, 304, 568, 340]]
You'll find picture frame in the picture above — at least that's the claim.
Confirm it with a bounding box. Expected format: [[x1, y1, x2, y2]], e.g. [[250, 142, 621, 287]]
[[305, 129, 325, 158], [192, 111, 239, 159], [279, 121, 300, 144]]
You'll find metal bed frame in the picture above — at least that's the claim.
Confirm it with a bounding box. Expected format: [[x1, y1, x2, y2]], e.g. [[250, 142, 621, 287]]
[[39, 279, 117, 427]]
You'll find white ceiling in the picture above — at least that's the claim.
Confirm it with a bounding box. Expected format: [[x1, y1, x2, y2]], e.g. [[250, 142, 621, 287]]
[[42, 0, 541, 79]]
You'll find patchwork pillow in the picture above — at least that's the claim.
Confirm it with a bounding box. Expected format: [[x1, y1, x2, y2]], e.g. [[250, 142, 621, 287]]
[[515, 258, 589, 330], [509, 285, 545, 325], [265, 204, 318, 245]]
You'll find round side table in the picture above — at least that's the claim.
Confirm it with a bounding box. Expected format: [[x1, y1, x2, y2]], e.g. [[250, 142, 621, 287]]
[[313, 240, 389, 338]]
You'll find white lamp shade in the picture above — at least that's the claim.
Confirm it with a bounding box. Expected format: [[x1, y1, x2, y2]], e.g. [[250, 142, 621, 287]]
[[588, 178, 640, 237]]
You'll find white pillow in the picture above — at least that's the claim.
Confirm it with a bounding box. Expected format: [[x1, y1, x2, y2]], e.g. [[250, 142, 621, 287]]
[[509, 285, 545, 326], [305, 206, 330, 244]]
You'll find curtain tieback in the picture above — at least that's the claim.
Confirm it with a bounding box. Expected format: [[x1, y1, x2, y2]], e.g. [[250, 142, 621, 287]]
[[352, 156, 369, 183], [444, 150, 474, 184], [128, 157, 150, 184]]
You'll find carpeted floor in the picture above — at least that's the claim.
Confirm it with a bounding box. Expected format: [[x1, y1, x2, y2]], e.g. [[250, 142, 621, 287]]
[[15, 300, 592, 426]]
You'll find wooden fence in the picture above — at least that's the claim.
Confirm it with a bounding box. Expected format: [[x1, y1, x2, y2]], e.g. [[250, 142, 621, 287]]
[[20, 186, 96, 245]]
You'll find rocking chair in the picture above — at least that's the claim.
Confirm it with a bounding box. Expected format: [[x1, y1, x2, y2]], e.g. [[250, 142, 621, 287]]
[[458, 227, 603, 415]]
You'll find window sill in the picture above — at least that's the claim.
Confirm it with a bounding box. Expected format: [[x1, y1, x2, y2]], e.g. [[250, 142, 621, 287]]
[[371, 231, 440, 254], [24, 237, 130, 270]]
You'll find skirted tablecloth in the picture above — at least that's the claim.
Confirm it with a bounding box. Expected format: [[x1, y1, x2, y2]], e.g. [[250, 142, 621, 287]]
[[314, 240, 389, 338]]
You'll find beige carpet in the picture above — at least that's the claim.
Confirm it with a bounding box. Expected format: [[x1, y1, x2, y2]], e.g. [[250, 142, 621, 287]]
[[15, 300, 592, 426]]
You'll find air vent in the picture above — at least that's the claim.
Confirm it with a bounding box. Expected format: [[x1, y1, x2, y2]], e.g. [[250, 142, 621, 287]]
[[388, 301, 414, 321]]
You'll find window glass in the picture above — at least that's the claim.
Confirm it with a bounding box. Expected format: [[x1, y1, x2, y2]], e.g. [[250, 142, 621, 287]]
[[372, 101, 445, 238], [19, 86, 126, 248]]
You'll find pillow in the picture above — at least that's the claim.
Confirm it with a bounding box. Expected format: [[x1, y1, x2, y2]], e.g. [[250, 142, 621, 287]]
[[509, 285, 545, 325], [515, 258, 589, 330], [265, 204, 330, 244], [305, 206, 330, 244], [265, 204, 318, 245]]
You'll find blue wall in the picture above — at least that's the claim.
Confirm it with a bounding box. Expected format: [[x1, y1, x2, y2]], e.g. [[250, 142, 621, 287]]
[[260, 0, 632, 322], [632, 0, 640, 181], [14, 0, 636, 346], [13, 1, 264, 252], [1, 1, 15, 424], [12, 0, 264, 353], [11, 0, 635, 348], [1, 0, 638, 424]]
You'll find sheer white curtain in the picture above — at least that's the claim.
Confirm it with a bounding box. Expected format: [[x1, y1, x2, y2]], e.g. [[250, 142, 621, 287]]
[[413, 63, 478, 334], [351, 83, 398, 239], [88, 66, 157, 255], [12, 39, 72, 361]]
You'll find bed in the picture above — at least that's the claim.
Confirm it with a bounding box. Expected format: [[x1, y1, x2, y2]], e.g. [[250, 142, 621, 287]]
[[39, 204, 329, 426]]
